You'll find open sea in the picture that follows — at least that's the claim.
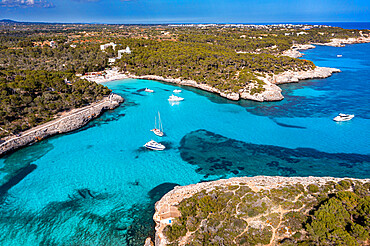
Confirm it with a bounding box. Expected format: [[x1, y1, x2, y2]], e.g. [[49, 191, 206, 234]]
[[0, 43, 369, 245]]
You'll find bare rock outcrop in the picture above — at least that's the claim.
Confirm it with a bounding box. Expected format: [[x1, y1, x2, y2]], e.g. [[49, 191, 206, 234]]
[[317, 36, 370, 47], [271, 66, 341, 84], [240, 78, 283, 102], [0, 94, 124, 156], [282, 44, 316, 58]]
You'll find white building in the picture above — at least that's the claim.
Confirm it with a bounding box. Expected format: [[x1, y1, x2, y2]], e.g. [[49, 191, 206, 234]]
[[117, 46, 131, 59], [100, 42, 117, 51], [296, 32, 308, 36], [108, 58, 117, 64]]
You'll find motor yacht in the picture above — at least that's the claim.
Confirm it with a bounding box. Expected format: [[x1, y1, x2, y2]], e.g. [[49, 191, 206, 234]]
[[168, 94, 184, 101], [144, 140, 165, 150], [333, 113, 354, 122]]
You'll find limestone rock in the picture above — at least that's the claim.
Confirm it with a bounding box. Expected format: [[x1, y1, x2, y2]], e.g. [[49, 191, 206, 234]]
[[0, 94, 124, 156], [144, 237, 154, 246], [272, 66, 341, 84]]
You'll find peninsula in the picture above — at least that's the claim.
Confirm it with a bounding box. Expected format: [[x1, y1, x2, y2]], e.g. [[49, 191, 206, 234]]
[[79, 24, 369, 101], [154, 176, 370, 246]]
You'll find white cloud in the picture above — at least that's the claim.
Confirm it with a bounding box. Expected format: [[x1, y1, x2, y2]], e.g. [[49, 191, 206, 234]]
[[0, 0, 54, 8]]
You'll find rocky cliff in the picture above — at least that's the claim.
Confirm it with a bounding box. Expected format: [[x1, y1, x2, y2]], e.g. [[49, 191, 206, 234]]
[[0, 94, 124, 156]]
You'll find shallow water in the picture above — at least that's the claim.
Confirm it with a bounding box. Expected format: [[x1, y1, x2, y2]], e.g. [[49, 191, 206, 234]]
[[0, 43, 369, 245]]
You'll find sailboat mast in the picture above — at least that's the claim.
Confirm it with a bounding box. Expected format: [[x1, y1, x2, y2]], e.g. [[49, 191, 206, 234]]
[[158, 112, 163, 131]]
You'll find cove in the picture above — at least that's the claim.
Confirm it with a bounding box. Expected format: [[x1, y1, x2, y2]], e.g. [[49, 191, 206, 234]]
[[0, 43, 369, 245]]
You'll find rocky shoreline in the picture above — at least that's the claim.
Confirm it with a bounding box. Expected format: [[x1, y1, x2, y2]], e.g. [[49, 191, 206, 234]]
[[316, 36, 370, 47], [282, 36, 370, 59], [127, 66, 339, 102], [153, 176, 370, 246], [0, 93, 124, 157], [281, 44, 316, 58], [271, 66, 341, 84], [85, 67, 339, 102], [81, 36, 370, 104]]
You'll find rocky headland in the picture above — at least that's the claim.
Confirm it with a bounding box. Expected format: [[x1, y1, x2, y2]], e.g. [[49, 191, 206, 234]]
[[317, 36, 370, 47], [84, 36, 370, 104], [153, 176, 370, 246], [271, 66, 341, 84], [128, 66, 339, 102], [0, 94, 124, 156], [281, 44, 316, 58], [282, 36, 370, 59]]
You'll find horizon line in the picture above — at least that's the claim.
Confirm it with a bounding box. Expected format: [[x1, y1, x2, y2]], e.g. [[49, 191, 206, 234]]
[[2, 19, 370, 25]]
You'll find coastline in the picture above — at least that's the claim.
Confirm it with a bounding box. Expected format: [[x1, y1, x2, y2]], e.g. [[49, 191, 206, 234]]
[[83, 67, 340, 102], [82, 37, 370, 103], [282, 36, 370, 59], [153, 176, 370, 246], [0, 93, 124, 157]]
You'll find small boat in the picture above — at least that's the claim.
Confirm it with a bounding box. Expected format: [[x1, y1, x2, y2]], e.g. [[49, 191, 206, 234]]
[[333, 113, 354, 122], [173, 89, 182, 93], [145, 88, 154, 93], [168, 94, 184, 101], [144, 140, 165, 150], [151, 112, 164, 137], [337, 55, 342, 57]]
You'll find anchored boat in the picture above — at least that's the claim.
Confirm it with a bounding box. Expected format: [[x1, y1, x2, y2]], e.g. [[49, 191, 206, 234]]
[[144, 140, 165, 150], [168, 94, 184, 101], [151, 112, 164, 137], [333, 113, 354, 122], [145, 88, 154, 93]]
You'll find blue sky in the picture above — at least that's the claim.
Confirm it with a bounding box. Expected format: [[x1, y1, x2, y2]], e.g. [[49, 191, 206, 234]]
[[0, 0, 369, 24]]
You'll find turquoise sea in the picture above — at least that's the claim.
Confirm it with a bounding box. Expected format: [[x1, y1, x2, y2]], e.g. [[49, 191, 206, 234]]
[[0, 43, 369, 245]]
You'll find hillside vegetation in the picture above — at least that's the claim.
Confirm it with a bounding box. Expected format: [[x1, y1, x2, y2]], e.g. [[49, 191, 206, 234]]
[[163, 179, 370, 246], [0, 23, 368, 137], [0, 70, 111, 138]]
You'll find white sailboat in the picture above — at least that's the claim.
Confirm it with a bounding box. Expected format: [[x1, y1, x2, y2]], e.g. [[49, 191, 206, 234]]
[[151, 112, 164, 136]]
